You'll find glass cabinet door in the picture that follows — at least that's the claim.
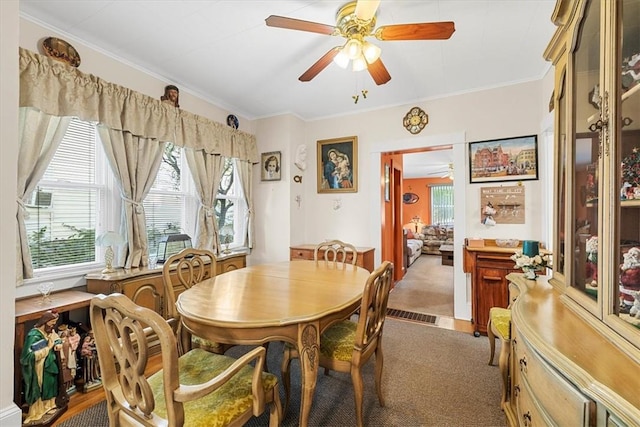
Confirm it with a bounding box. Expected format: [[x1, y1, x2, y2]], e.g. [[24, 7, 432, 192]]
[[570, 0, 600, 304], [612, 0, 640, 332]]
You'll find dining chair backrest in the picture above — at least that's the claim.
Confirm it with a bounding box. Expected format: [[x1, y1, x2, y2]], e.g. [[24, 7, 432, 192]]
[[162, 247, 215, 321], [162, 248, 215, 354], [90, 293, 281, 427], [354, 260, 394, 353], [314, 239, 358, 266]]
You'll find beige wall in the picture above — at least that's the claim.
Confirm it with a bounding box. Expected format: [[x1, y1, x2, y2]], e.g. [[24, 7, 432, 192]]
[[1, 2, 22, 424]]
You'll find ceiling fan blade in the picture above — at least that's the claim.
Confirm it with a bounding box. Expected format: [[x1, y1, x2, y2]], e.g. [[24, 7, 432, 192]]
[[299, 47, 341, 82], [265, 15, 336, 35], [355, 0, 381, 21], [367, 57, 391, 85], [376, 22, 455, 41]]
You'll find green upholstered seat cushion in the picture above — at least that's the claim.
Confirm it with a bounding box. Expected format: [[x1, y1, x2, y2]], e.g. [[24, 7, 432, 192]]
[[489, 307, 511, 340], [320, 320, 357, 362], [148, 348, 277, 427], [191, 335, 227, 353]]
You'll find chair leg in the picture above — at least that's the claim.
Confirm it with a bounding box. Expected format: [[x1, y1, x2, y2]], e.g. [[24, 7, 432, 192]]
[[487, 318, 496, 365], [374, 346, 385, 407], [350, 366, 365, 427], [497, 337, 511, 409], [280, 344, 293, 415]]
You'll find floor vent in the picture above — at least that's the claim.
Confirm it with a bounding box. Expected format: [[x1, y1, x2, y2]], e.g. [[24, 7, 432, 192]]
[[386, 308, 437, 325]]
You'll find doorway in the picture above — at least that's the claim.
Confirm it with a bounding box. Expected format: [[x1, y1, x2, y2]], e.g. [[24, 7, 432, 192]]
[[382, 145, 455, 317]]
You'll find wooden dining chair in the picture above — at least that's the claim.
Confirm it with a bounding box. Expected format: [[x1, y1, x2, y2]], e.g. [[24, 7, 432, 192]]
[[281, 261, 394, 427], [314, 239, 358, 266], [90, 293, 281, 427], [162, 247, 229, 355]]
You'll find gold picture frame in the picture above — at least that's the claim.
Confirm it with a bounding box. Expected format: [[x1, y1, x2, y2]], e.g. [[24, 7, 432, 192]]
[[317, 136, 358, 193]]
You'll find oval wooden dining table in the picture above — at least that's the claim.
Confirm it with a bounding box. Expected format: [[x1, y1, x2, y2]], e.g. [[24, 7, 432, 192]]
[[175, 260, 371, 427]]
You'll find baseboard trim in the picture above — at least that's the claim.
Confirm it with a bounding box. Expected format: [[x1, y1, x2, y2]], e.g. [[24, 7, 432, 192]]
[[0, 402, 22, 426]]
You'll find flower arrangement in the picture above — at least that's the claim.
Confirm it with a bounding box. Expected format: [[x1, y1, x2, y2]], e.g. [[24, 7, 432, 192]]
[[586, 236, 598, 264], [511, 251, 551, 279]]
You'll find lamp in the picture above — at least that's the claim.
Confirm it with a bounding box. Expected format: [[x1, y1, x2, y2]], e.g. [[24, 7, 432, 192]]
[[96, 231, 125, 274], [219, 224, 234, 254], [157, 233, 192, 263], [410, 216, 423, 233]]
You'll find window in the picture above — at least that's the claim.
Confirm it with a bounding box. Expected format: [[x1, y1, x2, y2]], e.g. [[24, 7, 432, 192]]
[[144, 143, 197, 256], [430, 184, 454, 224], [25, 118, 104, 270], [215, 158, 248, 250]]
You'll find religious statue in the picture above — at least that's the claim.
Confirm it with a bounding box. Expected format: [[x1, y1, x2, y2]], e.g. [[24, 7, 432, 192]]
[[160, 84, 180, 108], [79, 330, 101, 389], [57, 325, 79, 393], [20, 310, 68, 425]]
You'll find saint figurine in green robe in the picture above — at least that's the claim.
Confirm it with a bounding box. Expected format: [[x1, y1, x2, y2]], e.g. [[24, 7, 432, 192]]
[[20, 310, 62, 424]]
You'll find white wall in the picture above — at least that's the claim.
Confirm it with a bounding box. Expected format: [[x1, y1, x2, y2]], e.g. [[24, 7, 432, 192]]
[[1, 2, 23, 425]]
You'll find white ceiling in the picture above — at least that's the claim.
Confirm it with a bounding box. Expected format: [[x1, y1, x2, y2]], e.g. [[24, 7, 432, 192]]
[[19, 0, 557, 123]]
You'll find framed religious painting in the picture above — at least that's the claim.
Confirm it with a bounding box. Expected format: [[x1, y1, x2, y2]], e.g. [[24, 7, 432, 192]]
[[469, 134, 539, 184], [317, 136, 358, 193], [261, 151, 281, 181]]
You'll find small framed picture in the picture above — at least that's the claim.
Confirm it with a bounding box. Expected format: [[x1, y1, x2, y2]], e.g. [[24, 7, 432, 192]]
[[317, 136, 358, 193], [261, 151, 281, 181], [469, 135, 538, 184]]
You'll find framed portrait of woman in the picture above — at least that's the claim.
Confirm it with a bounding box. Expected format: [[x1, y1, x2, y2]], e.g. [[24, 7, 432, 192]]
[[261, 151, 281, 181], [317, 136, 358, 193]]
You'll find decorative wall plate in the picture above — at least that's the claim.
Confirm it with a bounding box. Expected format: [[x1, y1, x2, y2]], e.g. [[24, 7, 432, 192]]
[[226, 114, 239, 129], [403, 107, 428, 134], [403, 192, 420, 204], [42, 37, 81, 67]]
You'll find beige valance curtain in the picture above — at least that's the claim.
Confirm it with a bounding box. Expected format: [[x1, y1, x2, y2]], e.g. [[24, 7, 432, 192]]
[[19, 48, 258, 162]]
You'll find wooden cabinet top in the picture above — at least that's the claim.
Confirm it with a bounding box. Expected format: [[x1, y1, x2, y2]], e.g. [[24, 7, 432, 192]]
[[15, 290, 94, 323], [86, 251, 247, 281]]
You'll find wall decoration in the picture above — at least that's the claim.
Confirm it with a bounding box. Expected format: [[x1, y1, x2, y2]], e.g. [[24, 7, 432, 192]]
[[384, 164, 390, 202], [480, 186, 525, 225], [261, 151, 281, 181], [317, 136, 357, 193], [42, 37, 81, 67], [403, 106, 428, 134], [402, 192, 419, 204], [226, 114, 239, 129], [469, 134, 538, 184]]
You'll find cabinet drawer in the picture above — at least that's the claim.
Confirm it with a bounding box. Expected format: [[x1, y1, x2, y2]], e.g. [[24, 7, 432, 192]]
[[290, 249, 313, 260], [514, 328, 594, 426], [515, 375, 554, 427]]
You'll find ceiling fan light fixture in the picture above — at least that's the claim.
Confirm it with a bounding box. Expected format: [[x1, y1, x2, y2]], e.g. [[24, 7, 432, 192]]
[[362, 41, 381, 63], [352, 55, 367, 71], [333, 49, 350, 68], [344, 38, 362, 59]]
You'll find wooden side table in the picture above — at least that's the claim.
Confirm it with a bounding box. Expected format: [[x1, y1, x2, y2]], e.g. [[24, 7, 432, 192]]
[[289, 244, 375, 272], [14, 290, 94, 407]]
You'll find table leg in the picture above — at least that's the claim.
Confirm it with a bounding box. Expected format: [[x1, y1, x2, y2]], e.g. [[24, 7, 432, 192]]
[[297, 322, 320, 427]]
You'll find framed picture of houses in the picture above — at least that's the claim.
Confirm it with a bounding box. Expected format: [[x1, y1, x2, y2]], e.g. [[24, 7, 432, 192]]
[[469, 135, 538, 184], [317, 136, 358, 193]]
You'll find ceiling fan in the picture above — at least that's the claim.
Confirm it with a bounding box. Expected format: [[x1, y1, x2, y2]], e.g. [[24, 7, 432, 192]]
[[265, 0, 455, 85], [424, 163, 454, 179]]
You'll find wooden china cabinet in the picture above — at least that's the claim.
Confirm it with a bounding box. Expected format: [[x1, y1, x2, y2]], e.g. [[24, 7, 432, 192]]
[[503, 1, 640, 426]]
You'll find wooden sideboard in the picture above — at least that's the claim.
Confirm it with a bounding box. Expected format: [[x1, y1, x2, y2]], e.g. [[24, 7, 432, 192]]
[[463, 243, 521, 336], [86, 252, 246, 318], [505, 274, 640, 426], [289, 244, 375, 272]]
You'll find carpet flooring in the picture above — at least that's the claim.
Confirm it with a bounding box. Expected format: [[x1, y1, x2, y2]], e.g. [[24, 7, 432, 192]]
[[57, 318, 506, 427], [388, 254, 454, 318]]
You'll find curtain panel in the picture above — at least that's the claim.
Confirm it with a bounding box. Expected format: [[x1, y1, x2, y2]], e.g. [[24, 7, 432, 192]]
[[19, 48, 259, 162]]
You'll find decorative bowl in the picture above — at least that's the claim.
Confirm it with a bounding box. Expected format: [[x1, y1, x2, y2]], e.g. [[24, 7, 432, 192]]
[[496, 239, 519, 248]]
